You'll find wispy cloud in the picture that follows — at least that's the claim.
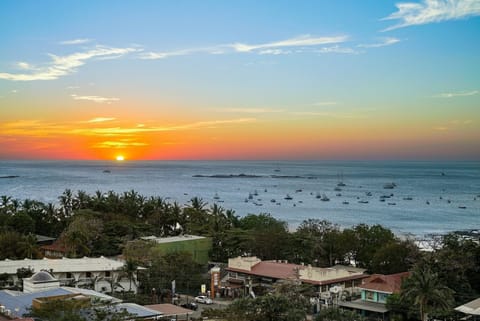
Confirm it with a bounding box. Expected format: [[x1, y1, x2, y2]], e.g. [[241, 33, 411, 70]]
[[0, 45, 141, 81], [60, 38, 92, 45], [92, 140, 148, 149], [139, 46, 223, 60], [140, 34, 349, 60], [0, 118, 256, 140], [231, 34, 348, 52], [382, 0, 480, 31], [316, 45, 360, 54], [71, 94, 120, 104], [358, 37, 401, 48], [84, 117, 117, 123], [434, 90, 478, 98]]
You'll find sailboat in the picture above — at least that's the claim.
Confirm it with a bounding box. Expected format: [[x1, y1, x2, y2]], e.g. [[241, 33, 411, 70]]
[[337, 172, 346, 187]]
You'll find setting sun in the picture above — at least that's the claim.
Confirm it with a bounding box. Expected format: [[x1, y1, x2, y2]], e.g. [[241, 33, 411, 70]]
[[116, 155, 125, 161]]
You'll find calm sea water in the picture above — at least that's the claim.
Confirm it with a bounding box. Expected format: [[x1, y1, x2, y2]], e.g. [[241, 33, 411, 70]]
[[0, 160, 479, 237]]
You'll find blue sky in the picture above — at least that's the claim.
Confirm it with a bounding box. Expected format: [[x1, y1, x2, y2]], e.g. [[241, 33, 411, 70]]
[[0, 0, 479, 160]]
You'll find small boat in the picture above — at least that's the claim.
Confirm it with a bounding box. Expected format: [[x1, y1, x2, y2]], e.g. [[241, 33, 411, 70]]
[[336, 193, 342, 197], [296, 189, 303, 193], [342, 201, 349, 205], [103, 170, 111, 173], [366, 192, 372, 197], [334, 187, 342, 192], [248, 193, 253, 200], [316, 192, 321, 199], [426, 201, 430, 205], [264, 189, 268, 192], [321, 194, 330, 202], [380, 199, 385, 202], [337, 172, 346, 187], [458, 206, 467, 209], [383, 183, 397, 189], [284, 194, 293, 200], [270, 199, 276, 203], [358, 200, 369, 204], [244, 198, 248, 203], [388, 202, 396, 205], [253, 190, 258, 196], [213, 193, 220, 200], [403, 197, 413, 201], [447, 200, 451, 204], [298, 200, 303, 203]]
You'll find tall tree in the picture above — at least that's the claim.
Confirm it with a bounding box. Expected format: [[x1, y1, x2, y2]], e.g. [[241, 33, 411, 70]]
[[401, 265, 453, 321]]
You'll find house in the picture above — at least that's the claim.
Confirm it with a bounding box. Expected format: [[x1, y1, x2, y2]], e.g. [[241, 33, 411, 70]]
[[0, 271, 161, 320], [39, 240, 67, 258], [140, 234, 212, 264], [0, 256, 142, 293], [223, 256, 368, 298], [455, 297, 480, 320], [339, 272, 410, 321]]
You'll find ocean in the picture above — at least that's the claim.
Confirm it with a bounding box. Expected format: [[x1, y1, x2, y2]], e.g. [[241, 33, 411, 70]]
[[0, 160, 479, 237]]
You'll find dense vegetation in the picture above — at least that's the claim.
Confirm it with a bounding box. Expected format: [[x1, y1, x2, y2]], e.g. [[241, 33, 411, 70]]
[[1, 189, 479, 321]]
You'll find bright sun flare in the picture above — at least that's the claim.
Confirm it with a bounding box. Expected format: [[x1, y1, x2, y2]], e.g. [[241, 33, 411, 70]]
[[116, 155, 125, 161]]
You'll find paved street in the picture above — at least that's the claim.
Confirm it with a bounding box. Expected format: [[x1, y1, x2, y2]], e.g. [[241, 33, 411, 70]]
[[175, 295, 230, 319]]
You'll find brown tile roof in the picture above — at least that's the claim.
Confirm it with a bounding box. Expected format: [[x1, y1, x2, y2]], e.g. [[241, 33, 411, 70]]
[[227, 261, 300, 280], [144, 303, 194, 316], [360, 272, 410, 294], [40, 241, 67, 253], [227, 261, 368, 285]]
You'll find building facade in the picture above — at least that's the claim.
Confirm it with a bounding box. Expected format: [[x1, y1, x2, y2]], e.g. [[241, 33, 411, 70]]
[[0, 257, 141, 293], [224, 256, 368, 297]]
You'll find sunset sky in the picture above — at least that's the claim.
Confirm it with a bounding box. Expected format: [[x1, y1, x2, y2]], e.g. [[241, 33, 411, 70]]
[[1, 0, 479, 160]]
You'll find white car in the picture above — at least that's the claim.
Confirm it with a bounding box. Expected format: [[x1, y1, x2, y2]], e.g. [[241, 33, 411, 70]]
[[194, 295, 213, 304]]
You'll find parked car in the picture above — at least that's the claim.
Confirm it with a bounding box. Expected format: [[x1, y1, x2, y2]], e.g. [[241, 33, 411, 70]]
[[181, 302, 198, 310], [194, 295, 213, 304]]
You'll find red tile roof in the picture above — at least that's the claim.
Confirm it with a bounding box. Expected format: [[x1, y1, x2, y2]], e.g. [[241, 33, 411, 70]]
[[360, 272, 410, 294], [227, 261, 368, 285], [145, 303, 193, 316], [40, 241, 67, 253], [227, 261, 299, 279]]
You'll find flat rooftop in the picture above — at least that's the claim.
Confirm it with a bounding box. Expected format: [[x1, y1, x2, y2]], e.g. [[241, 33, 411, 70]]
[[141, 234, 206, 244], [0, 256, 125, 274]]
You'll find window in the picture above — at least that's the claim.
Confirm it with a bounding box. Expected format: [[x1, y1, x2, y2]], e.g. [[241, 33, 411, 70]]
[[86, 272, 92, 278], [66, 272, 72, 279], [105, 271, 111, 277], [365, 291, 375, 301], [378, 293, 389, 303]]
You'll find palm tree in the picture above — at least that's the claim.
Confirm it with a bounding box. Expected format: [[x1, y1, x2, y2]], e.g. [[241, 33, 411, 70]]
[[121, 260, 138, 292], [59, 189, 73, 217], [401, 265, 453, 321]]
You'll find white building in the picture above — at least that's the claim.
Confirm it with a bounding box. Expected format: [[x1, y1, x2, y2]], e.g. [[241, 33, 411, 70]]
[[0, 256, 141, 293]]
